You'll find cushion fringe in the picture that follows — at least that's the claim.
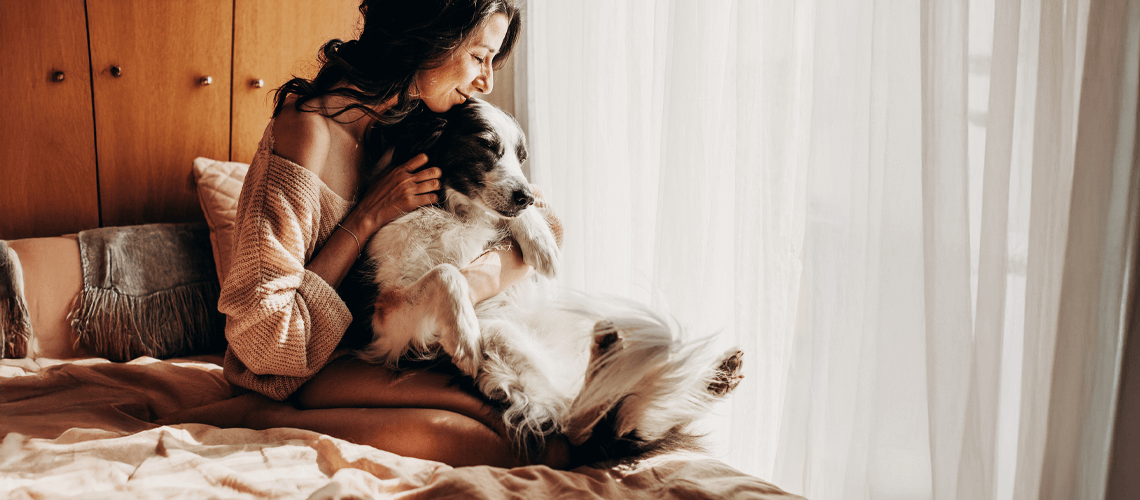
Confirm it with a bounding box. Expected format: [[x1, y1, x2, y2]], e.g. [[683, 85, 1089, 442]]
[[0, 242, 32, 358], [69, 282, 225, 362]]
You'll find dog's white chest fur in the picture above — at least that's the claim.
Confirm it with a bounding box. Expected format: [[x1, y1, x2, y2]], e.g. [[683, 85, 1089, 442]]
[[367, 207, 503, 290]]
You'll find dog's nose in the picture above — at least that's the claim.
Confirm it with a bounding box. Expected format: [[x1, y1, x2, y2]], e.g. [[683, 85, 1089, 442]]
[[513, 189, 535, 207]]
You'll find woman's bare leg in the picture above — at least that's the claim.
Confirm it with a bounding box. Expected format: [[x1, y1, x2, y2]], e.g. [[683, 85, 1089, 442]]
[[253, 402, 524, 468], [294, 357, 502, 431], [161, 391, 523, 468], [162, 358, 570, 468], [261, 404, 570, 469], [297, 358, 574, 467]]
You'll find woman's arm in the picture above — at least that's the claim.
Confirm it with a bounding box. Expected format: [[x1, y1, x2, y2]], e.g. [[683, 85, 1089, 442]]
[[273, 109, 441, 290], [462, 241, 531, 304], [305, 154, 439, 289]]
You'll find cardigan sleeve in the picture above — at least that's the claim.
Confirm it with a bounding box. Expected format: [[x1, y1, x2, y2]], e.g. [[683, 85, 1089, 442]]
[[218, 153, 353, 384]]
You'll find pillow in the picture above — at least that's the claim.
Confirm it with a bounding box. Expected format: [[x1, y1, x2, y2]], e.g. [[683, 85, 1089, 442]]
[[191, 157, 248, 285]]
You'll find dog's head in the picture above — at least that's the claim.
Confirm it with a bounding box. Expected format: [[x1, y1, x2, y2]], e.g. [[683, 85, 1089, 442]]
[[376, 98, 533, 218]]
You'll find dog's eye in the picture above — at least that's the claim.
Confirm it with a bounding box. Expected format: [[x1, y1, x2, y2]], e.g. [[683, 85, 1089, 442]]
[[474, 133, 501, 154], [516, 142, 528, 162]]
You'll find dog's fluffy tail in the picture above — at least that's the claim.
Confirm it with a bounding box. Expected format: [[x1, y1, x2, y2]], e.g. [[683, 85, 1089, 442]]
[[481, 280, 743, 464], [504, 285, 733, 445]]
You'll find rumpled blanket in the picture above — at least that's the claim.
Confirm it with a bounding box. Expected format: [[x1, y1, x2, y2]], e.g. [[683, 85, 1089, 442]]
[[0, 356, 803, 500], [0, 425, 793, 500]]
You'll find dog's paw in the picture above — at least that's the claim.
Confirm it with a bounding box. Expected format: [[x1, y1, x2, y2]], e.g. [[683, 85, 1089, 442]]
[[509, 209, 561, 278], [504, 389, 564, 439], [708, 349, 744, 396], [517, 232, 560, 278], [483, 377, 565, 456]]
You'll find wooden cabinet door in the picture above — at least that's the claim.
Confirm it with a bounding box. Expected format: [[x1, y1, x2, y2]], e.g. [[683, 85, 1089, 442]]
[[231, 0, 361, 164], [87, 0, 233, 227], [0, 0, 99, 239]]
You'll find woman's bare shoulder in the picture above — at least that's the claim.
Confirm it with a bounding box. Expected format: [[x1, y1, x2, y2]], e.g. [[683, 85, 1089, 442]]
[[273, 98, 332, 176]]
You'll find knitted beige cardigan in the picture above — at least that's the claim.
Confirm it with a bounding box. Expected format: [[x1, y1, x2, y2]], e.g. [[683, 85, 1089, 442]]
[[219, 122, 355, 400]]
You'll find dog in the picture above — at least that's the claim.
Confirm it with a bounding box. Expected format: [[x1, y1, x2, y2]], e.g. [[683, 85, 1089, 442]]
[[359, 98, 744, 465]]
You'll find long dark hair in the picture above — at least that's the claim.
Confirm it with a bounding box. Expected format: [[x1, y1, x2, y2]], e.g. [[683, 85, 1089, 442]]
[[273, 0, 522, 125]]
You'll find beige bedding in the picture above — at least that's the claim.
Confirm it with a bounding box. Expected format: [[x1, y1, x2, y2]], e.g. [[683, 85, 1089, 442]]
[[0, 355, 801, 499]]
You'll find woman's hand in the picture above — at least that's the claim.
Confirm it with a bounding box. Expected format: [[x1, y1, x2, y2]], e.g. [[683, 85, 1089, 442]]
[[304, 153, 439, 289], [343, 154, 441, 238]]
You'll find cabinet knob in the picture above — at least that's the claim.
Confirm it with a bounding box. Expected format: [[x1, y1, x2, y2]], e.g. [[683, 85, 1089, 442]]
[[200, 76, 213, 86], [52, 71, 65, 82], [110, 66, 122, 77], [252, 79, 265, 88]]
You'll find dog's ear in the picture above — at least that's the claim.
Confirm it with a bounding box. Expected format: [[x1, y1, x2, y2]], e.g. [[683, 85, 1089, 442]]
[[378, 112, 449, 171]]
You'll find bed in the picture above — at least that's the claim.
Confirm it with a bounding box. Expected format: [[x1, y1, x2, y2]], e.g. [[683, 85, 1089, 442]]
[[0, 353, 800, 499], [0, 158, 802, 499]]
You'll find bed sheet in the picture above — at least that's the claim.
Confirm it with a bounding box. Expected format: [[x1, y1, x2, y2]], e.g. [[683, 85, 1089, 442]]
[[0, 356, 803, 499]]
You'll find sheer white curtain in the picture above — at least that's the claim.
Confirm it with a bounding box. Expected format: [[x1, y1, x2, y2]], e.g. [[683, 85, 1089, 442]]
[[517, 0, 1139, 499]]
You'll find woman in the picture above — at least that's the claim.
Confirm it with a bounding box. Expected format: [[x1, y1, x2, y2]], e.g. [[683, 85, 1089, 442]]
[[176, 0, 566, 468]]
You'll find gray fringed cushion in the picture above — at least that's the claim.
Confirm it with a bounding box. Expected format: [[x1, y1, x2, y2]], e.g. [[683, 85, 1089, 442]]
[[71, 223, 226, 361]]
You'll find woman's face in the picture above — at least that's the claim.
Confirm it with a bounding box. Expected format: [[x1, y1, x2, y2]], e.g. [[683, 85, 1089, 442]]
[[415, 13, 510, 113]]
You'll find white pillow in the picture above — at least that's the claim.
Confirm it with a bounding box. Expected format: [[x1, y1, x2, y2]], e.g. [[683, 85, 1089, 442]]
[[191, 157, 248, 285]]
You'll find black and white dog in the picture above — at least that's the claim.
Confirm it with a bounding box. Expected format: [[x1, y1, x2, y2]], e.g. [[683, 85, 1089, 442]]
[[359, 99, 744, 465]]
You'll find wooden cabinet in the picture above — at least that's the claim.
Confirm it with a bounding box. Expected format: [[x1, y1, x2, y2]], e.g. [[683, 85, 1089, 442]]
[[0, 0, 360, 239], [0, 0, 99, 239], [87, 0, 233, 227], [232, 0, 360, 164]]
